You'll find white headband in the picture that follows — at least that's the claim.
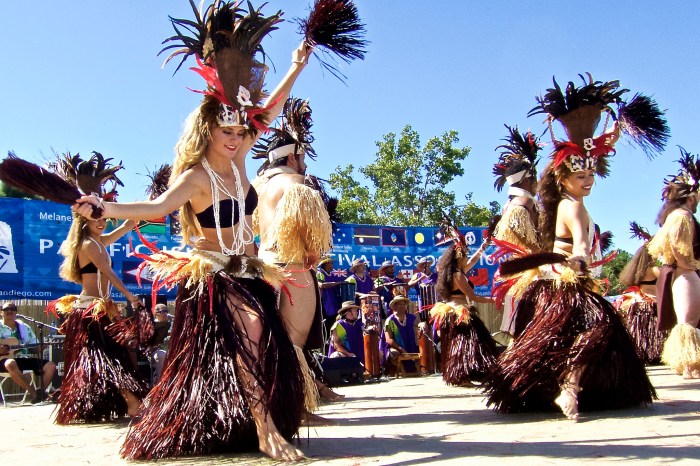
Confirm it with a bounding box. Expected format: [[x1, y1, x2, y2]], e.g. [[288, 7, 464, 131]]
[[268, 144, 298, 163], [505, 169, 530, 186]]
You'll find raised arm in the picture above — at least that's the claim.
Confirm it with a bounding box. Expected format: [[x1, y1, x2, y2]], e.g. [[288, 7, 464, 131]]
[[464, 242, 488, 272], [73, 169, 201, 221], [101, 220, 136, 246]]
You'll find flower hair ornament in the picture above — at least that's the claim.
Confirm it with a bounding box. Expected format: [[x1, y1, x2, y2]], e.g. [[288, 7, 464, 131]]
[[661, 147, 700, 201], [529, 73, 670, 177], [493, 125, 542, 192]]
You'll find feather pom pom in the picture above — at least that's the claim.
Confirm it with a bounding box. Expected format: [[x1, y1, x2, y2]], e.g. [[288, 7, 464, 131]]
[[618, 93, 670, 157], [297, 0, 368, 81], [0, 153, 103, 218]]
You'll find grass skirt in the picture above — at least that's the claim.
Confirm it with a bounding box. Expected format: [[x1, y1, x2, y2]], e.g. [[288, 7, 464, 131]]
[[618, 294, 667, 364], [483, 279, 656, 413], [661, 323, 700, 374], [432, 301, 500, 385], [55, 300, 149, 424], [120, 271, 305, 460]]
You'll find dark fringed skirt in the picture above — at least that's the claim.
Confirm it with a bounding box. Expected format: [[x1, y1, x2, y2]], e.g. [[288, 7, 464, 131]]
[[483, 279, 656, 413], [624, 299, 668, 365], [120, 272, 305, 460], [55, 303, 150, 424], [433, 302, 500, 386]]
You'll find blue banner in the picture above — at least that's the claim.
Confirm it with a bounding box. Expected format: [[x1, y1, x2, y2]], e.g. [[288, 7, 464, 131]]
[[0, 198, 183, 301], [0, 198, 499, 300]]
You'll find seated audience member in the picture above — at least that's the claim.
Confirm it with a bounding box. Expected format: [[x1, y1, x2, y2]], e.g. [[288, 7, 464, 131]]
[[0, 302, 56, 403], [328, 301, 364, 361], [381, 296, 422, 373]]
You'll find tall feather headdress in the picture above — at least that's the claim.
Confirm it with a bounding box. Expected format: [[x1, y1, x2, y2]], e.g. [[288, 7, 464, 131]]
[[529, 73, 669, 177], [160, 0, 284, 132], [661, 147, 700, 201], [493, 125, 541, 192]]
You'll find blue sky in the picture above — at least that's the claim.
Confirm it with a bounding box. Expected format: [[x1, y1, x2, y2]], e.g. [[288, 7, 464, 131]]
[[1, 1, 699, 254]]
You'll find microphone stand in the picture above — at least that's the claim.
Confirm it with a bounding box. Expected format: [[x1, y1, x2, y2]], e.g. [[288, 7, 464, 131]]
[[16, 314, 59, 397]]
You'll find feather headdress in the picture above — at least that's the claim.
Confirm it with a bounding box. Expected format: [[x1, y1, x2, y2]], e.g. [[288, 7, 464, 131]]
[[629, 221, 652, 242], [437, 216, 469, 257], [49, 151, 124, 200], [661, 147, 700, 200], [160, 0, 284, 132], [529, 73, 669, 177], [253, 97, 316, 163], [144, 164, 172, 201], [493, 125, 541, 192]]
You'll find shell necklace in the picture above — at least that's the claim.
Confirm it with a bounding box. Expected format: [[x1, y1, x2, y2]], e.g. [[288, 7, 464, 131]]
[[201, 157, 253, 255]]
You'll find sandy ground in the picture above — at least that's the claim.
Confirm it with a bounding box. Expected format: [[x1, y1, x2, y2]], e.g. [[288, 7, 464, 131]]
[[2, 365, 699, 465]]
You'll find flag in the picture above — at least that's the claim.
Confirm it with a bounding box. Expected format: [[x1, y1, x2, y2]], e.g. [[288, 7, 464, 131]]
[[354, 226, 381, 246], [381, 227, 407, 246]]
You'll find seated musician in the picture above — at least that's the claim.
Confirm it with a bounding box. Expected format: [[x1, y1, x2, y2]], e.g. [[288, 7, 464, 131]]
[[0, 302, 56, 403], [327, 301, 364, 361], [381, 296, 422, 373], [374, 260, 405, 318], [148, 304, 172, 384]]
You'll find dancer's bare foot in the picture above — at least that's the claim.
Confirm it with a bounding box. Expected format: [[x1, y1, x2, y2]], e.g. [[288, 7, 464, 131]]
[[317, 381, 345, 402], [121, 390, 141, 417], [257, 421, 305, 462], [554, 383, 580, 422], [301, 410, 337, 427]]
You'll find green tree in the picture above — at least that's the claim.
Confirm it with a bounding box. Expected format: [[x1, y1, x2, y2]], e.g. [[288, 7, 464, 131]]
[[601, 249, 632, 296], [0, 181, 41, 199], [329, 125, 499, 227]]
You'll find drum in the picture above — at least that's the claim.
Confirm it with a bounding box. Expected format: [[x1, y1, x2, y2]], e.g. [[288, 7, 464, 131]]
[[418, 283, 438, 320], [392, 283, 408, 297], [359, 293, 381, 331], [363, 333, 381, 378], [336, 282, 357, 303], [418, 327, 436, 374]]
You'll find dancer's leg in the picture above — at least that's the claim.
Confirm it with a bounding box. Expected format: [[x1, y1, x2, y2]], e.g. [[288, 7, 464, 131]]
[[227, 293, 304, 462]]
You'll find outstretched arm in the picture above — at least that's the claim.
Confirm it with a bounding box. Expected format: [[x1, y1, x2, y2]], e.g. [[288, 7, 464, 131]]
[[73, 170, 200, 221]]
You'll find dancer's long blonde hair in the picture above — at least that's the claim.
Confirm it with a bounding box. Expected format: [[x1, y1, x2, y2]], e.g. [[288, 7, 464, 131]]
[[58, 215, 90, 284], [170, 101, 216, 246]]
